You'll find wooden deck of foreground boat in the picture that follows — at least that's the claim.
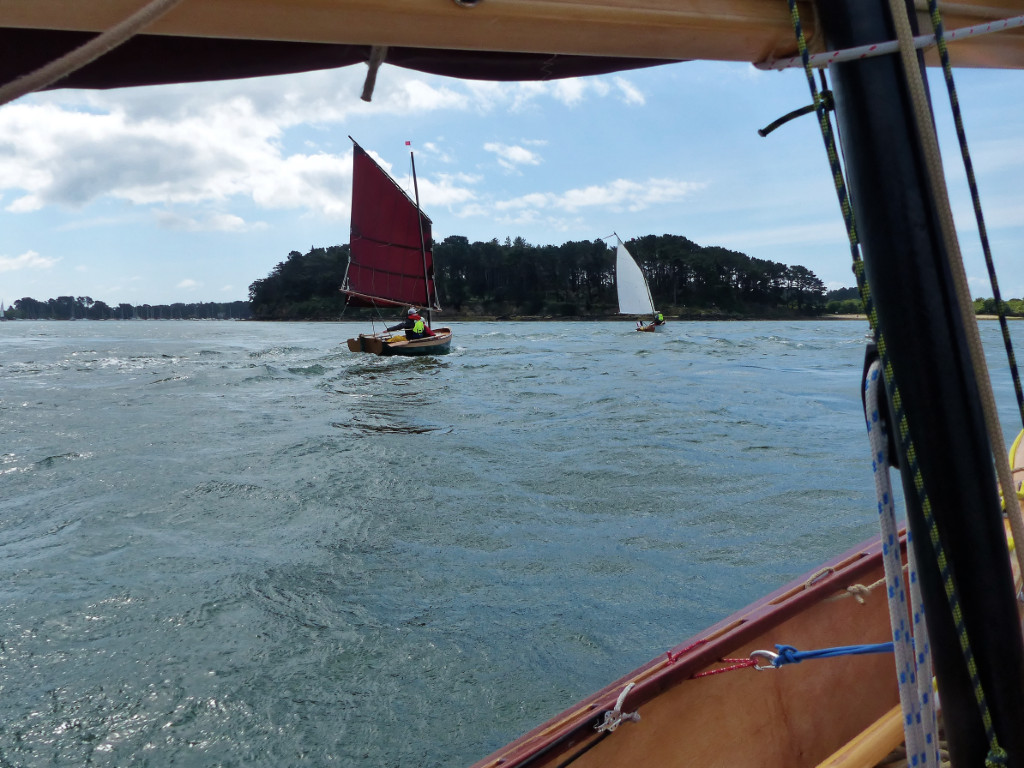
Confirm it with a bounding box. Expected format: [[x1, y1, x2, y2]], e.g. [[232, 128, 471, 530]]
[[472, 507, 1022, 768], [471, 534, 904, 768]]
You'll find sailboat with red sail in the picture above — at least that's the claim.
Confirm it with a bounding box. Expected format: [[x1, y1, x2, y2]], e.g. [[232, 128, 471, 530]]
[[342, 139, 453, 356]]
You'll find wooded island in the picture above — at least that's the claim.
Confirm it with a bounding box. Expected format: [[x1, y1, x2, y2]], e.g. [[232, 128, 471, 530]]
[[248, 234, 835, 321], [5, 233, 1016, 320]]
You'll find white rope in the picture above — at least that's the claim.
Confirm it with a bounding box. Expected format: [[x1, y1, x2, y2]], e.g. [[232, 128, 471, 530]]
[[595, 682, 641, 733], [906, 528, 941, 766], [0, 0, 187, 107], [865, 361, 940, 766], [756, 14, 1024, 70]]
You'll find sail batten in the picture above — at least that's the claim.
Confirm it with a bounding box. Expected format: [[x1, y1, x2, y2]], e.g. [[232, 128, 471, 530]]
[[343, 140, 438, 309]]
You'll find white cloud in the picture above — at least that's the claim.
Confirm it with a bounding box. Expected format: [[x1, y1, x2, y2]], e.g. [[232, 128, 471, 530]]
[[154, 210, 264, 232], [0, 250, 59, 273], [483, 142, 543, 171], [551, 79, 587, 106], [177, 279, 200, 290], [492, 178, 704, 214], [0, 65, 650, 232], [613, 77, 645, 106]]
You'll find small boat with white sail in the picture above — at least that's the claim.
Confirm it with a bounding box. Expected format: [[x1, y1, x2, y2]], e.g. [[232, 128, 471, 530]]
[[614, 234, 664, 332]]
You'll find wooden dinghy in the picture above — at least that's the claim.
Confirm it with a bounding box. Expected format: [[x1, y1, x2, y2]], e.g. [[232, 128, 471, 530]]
[[347, 327, 453, 357]]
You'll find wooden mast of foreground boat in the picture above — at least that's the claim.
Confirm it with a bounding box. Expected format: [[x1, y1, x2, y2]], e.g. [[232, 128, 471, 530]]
[[817, 1, 1024, 764]]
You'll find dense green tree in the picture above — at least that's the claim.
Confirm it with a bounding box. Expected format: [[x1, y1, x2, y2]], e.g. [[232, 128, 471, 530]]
[[249, 234, 830, 320], [6, 297, 249, 321]]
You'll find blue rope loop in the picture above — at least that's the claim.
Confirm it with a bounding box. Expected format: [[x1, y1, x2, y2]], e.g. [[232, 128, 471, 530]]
[[772, 642, 895, 667]]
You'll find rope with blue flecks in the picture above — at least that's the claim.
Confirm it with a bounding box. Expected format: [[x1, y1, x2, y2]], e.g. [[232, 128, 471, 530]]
[[785, 2, 1006, 765], [866, 360, 940, 767]]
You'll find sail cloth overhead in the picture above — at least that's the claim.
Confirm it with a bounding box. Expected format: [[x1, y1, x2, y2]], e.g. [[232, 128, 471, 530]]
[[615, 241, 655, 316], [3, 0, 1024, 93], [343, 141, 437, 310], [0, 29, 673, 91]]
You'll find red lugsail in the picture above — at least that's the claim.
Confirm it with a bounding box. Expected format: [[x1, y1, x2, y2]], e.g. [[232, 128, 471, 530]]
[[342, 140, 437, 309]]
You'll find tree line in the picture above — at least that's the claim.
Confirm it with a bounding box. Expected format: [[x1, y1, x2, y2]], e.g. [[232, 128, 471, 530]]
[[4, 296, 251, 320], [247, 233, 835, 320], [823, 288, 1024, 318], [9, 236, 1019, 322]]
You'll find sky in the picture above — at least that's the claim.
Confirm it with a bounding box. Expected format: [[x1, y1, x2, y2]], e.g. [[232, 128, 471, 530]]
[[1, 55, 1022, 307]]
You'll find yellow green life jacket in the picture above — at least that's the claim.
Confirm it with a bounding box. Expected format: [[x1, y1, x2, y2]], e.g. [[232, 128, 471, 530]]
[[412, 318, 425, 334]]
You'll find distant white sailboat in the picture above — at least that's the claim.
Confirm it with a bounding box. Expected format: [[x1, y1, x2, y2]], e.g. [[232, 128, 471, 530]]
[[614, 234, 663, 332]]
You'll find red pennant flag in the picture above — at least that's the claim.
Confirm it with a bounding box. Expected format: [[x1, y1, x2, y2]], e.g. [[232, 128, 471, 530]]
[[405, 141, 411, 146]]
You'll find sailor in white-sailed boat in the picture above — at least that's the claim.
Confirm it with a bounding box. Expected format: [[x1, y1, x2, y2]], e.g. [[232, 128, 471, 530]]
[[386, 307, 436, 340]]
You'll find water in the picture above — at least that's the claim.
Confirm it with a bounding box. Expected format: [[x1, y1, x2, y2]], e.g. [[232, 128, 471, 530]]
[[1, 319, 1020, 767]]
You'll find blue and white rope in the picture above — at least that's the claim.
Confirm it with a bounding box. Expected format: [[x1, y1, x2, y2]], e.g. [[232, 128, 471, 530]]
[[866, 361, 940, 766]]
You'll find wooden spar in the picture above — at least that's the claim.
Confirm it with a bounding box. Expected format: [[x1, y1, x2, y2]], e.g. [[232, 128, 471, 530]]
[[410, 148, 431, 327], [818, 1, 1024, 765], [4, 1, 1024, 70]]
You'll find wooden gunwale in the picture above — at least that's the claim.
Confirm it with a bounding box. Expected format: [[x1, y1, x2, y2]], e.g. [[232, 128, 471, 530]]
[[471, 531, 899, 768]]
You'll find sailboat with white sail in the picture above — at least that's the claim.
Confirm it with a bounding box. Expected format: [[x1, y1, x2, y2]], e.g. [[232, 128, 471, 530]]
[[614, 235, 663, 332]]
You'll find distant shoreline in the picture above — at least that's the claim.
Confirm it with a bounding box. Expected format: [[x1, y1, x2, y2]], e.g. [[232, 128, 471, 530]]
[[7, 313, 1020, 323]]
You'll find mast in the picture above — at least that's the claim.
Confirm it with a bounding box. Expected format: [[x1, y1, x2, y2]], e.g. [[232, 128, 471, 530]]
[[817, 1, 1024, 765], [410, 148, 431, 327]]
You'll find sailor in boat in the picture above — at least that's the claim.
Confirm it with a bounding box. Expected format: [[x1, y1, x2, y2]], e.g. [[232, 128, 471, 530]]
[[386, 307, 436, 340], [638, 310, 665, 331]]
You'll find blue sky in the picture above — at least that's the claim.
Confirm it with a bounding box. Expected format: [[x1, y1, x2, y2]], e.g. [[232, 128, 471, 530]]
[[1, 58, 1021, 306]]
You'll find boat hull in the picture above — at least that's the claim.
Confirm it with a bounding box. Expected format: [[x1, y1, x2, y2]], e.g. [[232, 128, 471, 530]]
[[347, 328, 452, 356], [472, 533, 906, 768], [472, 512, 1021, 768], [636, 322, 665, 332]]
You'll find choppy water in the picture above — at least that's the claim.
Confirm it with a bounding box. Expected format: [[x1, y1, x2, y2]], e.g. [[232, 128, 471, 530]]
[[1, 319, 1021, 767]]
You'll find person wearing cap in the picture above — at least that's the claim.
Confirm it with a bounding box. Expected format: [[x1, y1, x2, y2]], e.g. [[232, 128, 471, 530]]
[[386, 307, 435, 340]]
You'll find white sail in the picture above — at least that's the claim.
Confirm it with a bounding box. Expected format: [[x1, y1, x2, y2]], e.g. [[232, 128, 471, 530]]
[[615, 241, 654, 315]]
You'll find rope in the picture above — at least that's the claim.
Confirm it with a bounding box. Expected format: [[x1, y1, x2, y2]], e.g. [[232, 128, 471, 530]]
[[594, 682, 640, 733], [0, 0, 187, 107], [690, 658, 757, 678], [886, 3, 1009, 763], [360, 46, 389, 103], [785, 1, 1008, 764], [757, 14, 1024, 70], [769, 642, 894, 666], [866, 360, 940, 766], [921, 0, 1024, 577], [907, 530, 941, 765]]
